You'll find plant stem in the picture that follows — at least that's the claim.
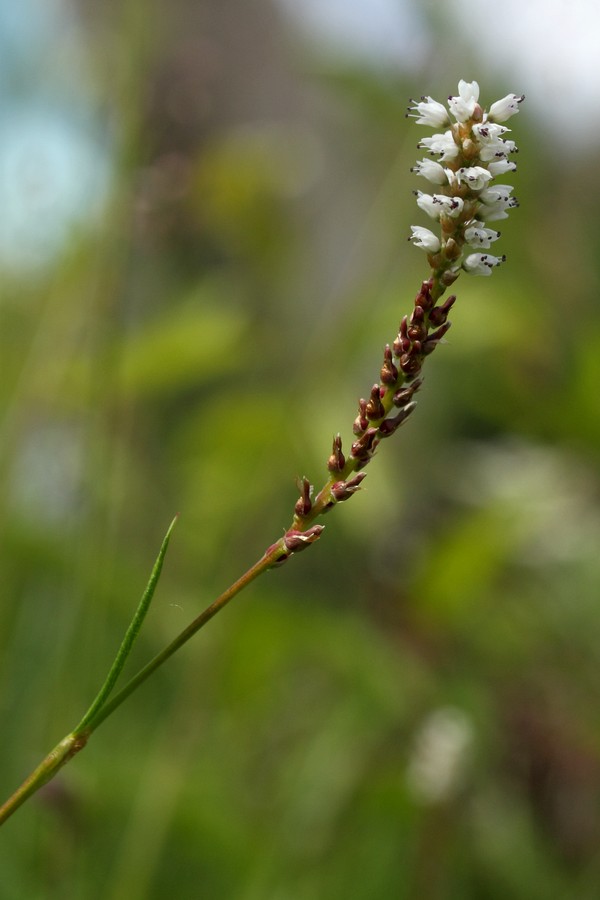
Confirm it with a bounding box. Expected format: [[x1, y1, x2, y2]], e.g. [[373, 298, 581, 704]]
[[75, 515, 178, 733], [83, 542, 282, 733], [0, 734, 89, 826], [0, 539, 284, 827]]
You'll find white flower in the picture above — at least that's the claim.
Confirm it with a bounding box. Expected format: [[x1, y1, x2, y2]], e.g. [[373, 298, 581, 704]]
[[472, 122, 510, 143], [456, 166, 493, 190], [444, 168, 458, 187], [408, 80, 523, 274], [477, 205, 508, 222], [416, 192, 464, 219], [478, 140, 517, 162], [488, 93, 525, 123], [472, 123, 517, 161], [406, 707, 473, 804], [448, 80, 480, 123], [418, 131, 459, 162], [478, 184, 519, 222], [440, 196, 465, 218], [464, 225, 500, 248], [415, 192, 440, 218], [408, 96, 450, 127], [411, 159, 449, 185], [479, 184, 514, 205], [463, 252, 506, 276], [409, 226, 441, 252], [487, 159, 517, 177]]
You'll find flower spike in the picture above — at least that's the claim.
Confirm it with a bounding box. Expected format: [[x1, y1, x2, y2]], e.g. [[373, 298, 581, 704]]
[[292, 81, 523, 533], [409, 79, 523, 279]]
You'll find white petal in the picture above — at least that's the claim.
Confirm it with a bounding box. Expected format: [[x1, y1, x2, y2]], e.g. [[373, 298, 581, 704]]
[[478, 200, 518, 221], [478, 140, 517, 162], [472, 123, 510, 142], [488, 93, 524, 123], [415, 192, 464, 219], [449, 80, 480, 123], [415, 192, 441, 219], [463, 252, 505, 276], [442, 195, 464, 218], [409, 226, 441, 252], [479, 184, 514, 204], [418, 131, 460, 162], [488, 159, 517, 176], [458, 80, 480, 103], [411, 159, 449, 185], [456, 166, 493, 190], [464, 225, 500, 248], [408, 97, 450, 128]]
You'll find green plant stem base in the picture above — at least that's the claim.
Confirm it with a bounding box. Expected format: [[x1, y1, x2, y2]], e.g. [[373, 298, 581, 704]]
[[0, 523, 283, 827]]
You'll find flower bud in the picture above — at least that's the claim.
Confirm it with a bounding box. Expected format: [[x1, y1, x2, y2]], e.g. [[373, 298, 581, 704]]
[[351, 427, 378, 461], [399, 352, 422, 376], [393, 378, 422, 407], [428, 295, 456, 326], [327, 434, 346, 473], [441, 268, 459, 286], [422, 320, 451, 355], [380, 345, 399, 385], [393, 316, 411, 356], [379, 401, 417, 436], [443, 238, 461, 262], [365, 384, 385, 421], [416, 281, 434, 311], [330, 472, 367, 502], [294, 476, 313, 517], [265, 538, 292, 567], [353, 398, 369, 435], [283, 525, 325, 554], [408, 305, 427, 342]]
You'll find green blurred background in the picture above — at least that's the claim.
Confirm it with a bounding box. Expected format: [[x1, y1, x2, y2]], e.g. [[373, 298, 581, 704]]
[[2, 0, 600, 897]]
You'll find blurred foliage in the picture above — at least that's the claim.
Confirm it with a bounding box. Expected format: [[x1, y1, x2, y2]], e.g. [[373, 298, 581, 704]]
[[2, 0, 600, 898]]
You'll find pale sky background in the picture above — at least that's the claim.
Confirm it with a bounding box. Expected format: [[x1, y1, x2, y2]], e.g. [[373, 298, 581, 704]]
[[1, 0, 599, 271], [281, 0, 600, 145]]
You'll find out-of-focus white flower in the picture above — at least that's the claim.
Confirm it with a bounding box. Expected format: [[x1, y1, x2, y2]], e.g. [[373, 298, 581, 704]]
[[406, 707, 474, 804], [409, 225, 441, 252]]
